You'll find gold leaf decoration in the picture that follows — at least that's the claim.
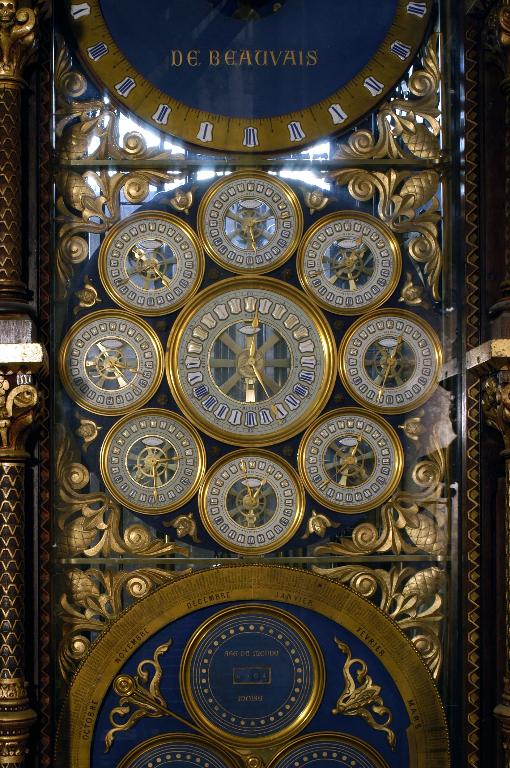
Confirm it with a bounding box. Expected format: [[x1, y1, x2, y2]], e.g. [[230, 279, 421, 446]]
[[105, 638, 172, 750], [58, 569, 189, 681], [332, 638, 396, 749], [314, 565, 445, 678], [335, 34, 441, 161], [329, 167, 442, 301]]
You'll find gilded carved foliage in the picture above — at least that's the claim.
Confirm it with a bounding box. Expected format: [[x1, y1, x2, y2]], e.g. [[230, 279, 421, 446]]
[[0, 370, 39, 454], [335, 34, 441, 161], [314, 424, 448, 558], [105, 638, 173, 750], [329, 167, 443, 302], [59, 570, 188, 681], [483, 374, 510, 450], [314, 564, 445, 678], [332, 638, 396, 750], [55, 40, 182, 299], [56, 426, 189, 559]]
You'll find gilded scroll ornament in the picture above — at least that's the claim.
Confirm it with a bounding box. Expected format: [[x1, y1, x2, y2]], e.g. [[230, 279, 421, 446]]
[[301, 510, 339, 540], [56, 426, 189, 558], [74, 414, 101, 453], [335, 34, 441, 161], [169, 188, 195, 216], [332, 638, 396, 750], [314, 424, 448, 557], [163, 513, 200, 542], [314, 565, 445, 678], [329, 167, 443, 302], [106, 639, 176, 750], [59, 570, 189, 681], [302, 188, 329, 215], [398, 272, 429, 308], [73, 275, 101, 315]]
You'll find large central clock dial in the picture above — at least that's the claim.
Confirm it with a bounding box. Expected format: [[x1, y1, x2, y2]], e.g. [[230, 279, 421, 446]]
[[67, 0, 431, 152], [166, 277, 336, 446]]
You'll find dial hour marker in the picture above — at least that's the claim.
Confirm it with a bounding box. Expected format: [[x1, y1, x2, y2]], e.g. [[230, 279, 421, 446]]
[[364, 76, 384, 96], [70, 3, 90, 18], [115, 76, 136, 97], [152, 104, 171, 125], [197, 121, 214, 142], [87, 41, 108, 61]]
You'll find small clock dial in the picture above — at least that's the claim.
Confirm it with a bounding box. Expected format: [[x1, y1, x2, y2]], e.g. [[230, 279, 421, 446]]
[[100, 409, 205, 515], [59, 310, 164, 416], [298, 408, 403, 513], [166, 277, 336, 446], [338, 309, 442, 414], [199, 449, 305, 553], [268, 733, 389, 768], [99, 211, 204, 315], [297, 212, 401, 314], [198, 172, 303, 274]]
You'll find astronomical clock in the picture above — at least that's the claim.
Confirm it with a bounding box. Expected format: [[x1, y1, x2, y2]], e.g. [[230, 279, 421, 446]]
[[0, 0, 493, 765]]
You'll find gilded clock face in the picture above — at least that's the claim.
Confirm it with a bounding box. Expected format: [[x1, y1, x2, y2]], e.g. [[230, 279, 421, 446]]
[[59, 310, 164, 415], [297, 212, 401, 314], [99, 211, 204, 315], [67, 1, 431, 152], [100, 409, 205, 514], [197, 171, 303, 274], [198, 449, 305, 553], [298, 408, 403, 513], [166, 277, 336, 446], [338, 309, 442, 414]]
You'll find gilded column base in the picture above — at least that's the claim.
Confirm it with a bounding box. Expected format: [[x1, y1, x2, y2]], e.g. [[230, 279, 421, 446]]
[[0, 679, 36, 768]]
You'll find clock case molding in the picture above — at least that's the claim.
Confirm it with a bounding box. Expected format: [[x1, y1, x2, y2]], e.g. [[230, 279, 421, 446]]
[[0, 0, 504, 766]]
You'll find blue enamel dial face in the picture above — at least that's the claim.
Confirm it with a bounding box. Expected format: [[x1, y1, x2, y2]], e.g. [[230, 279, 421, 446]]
[[67, 0, 432, 152]]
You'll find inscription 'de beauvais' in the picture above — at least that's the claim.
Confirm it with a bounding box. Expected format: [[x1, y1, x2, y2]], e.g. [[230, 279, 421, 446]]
[[170, 49, 319, 67]]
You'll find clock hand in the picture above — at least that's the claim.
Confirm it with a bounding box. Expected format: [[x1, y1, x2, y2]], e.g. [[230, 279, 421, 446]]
[[376, 336, 403, 403], [249, 362, 272, 400], [151, 464, 159, 499], [253, 477, 268, 500]]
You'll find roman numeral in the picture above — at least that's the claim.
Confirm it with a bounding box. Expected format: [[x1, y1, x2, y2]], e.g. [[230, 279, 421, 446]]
[[407, 2, 427, 16], [390, 40, 412, 60], [152, 104, 171, 125], [364, 76, 384, 96], [70, 3, 90, 18], [329, 104, 347, 125], [197, 121, 214, 143], [87, 42, 108, 61], [243, 126, 259, 147], [115, 77, 136, 97], [288, 121, 305, 142]]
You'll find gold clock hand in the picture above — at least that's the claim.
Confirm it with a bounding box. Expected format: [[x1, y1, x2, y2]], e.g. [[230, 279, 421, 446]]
[[376, 336, 403, 403]]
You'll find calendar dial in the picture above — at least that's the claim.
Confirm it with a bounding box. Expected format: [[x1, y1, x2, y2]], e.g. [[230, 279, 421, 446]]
[[298, 408, 403, 513], [198, 171, 303, 274], [99, 211, 204, 315]]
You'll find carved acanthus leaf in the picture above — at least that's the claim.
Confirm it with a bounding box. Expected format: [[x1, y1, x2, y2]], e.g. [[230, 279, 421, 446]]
[[313, 565, 445, 678], [335, 34, 441, 161], [329, 167, 442, 301]]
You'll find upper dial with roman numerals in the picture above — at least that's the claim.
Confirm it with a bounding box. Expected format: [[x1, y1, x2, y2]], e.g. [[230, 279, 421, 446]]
[[166, 277, 336, 446], [66, 0, 431, 153]]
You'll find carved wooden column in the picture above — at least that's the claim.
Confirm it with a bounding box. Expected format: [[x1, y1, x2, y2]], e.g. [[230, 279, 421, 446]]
[[468, 342, 510, 767], [0, 1, 41, 765]]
